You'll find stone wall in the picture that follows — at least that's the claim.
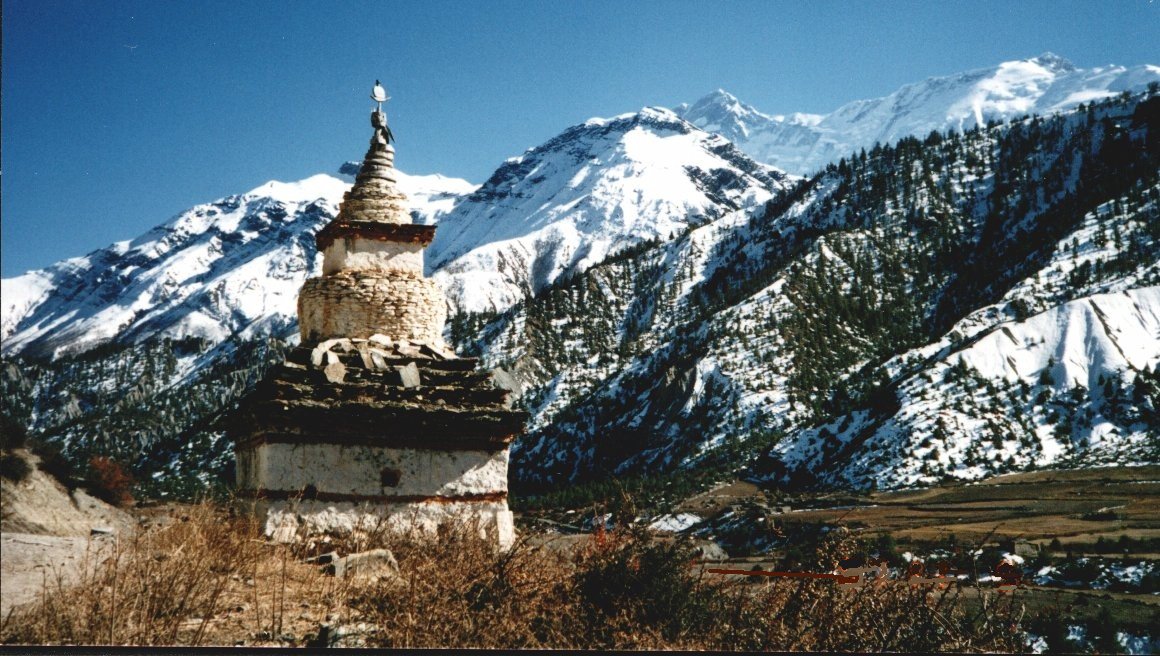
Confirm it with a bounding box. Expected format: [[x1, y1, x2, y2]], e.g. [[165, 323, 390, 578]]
[[254, 498, 515, 549], [298, 269, 447, 344]]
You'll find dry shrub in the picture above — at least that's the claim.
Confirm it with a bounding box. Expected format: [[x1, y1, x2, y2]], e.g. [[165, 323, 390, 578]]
[[343, 517, 584, 649], [85, 456, 134, 508], [32, 442, 77, 490], [722, 528, 1027, 652], [0, 452, 32, 482], [348, 522, 1026, 651], [1, 505, 1026, 651], [2, 502, 270, 646]]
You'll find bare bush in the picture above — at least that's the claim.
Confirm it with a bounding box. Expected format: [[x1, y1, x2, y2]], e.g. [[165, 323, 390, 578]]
[[84, 456, 135, 508], [0, 452, 31, 483], [2, 504, 1026, 651]]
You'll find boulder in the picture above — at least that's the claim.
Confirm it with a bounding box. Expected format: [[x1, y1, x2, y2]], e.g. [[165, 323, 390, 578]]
[[692, 539, 729, 562], [323, 361, 347, 384], [325, 548, 399, 580], [304, 550, 340, 565], [357, 344, 375, 369]]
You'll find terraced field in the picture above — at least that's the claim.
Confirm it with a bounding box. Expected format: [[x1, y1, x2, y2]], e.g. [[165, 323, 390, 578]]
[[673, 466, 1160, 550], [668, 466, 1160, 639]]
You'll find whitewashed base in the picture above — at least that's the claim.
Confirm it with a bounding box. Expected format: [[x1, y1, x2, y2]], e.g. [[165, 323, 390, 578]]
[[246, 498, 515, 551]]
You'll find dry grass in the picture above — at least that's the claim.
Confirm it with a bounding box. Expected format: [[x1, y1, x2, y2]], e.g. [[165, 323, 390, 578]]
[[0, 501, 347, 646], [746, 466, 1160, 547], [342, 523, 1027, 651], [2, 503, 1028, 650], [2, 502, 260, 645]]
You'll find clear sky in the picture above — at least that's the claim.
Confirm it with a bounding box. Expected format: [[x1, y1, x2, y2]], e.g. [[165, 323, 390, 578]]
[[2, 0, 1158, 277]]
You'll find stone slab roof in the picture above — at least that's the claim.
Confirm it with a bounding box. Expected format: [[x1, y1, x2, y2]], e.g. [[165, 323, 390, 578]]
[[230, 337, 528, 451]]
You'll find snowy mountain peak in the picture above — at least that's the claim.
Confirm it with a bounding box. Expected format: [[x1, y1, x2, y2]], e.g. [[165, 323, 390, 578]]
[[427, 107, 794, 315], [687, 89, 760, 114], [242, 174, 349, 205], [680, 53, 1160, 175], [680, 90, 777, 143], [578, 105, 689, 132], [1029, 51, 1077, 72]]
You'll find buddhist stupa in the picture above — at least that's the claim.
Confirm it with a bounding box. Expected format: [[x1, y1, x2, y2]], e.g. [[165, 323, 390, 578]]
[[232, 83, 526, 549]]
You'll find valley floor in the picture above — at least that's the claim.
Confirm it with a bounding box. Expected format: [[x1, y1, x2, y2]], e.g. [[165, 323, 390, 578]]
[[2, 465, 1157, 650], [683, 466, 1160, 547]]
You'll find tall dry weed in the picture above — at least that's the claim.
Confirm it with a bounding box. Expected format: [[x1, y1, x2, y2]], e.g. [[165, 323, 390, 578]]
[[347, 522, 1026, 651], [1, 501, 345, 646], [342, 517, 583, 648], [2, 503, 1026, 650]]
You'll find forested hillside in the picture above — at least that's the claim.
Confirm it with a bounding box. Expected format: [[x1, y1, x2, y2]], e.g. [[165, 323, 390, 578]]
[[2, 91, 1157, 498], [461, 91, 1160, 492]]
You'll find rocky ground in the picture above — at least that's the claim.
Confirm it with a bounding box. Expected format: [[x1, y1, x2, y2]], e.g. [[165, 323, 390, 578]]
[[0, 533, 119, 615], [1, 449, 135, 615]]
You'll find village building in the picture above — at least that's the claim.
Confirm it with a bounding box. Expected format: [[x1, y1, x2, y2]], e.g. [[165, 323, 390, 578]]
[[231, 84, 526, 549]]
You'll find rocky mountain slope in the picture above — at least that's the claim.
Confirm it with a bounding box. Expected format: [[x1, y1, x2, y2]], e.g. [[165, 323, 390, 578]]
[[678, 53, 1160, 175], [1, 62, 1157, 498], [474, 92, 1159, 492], [1, 450, 134, 537], [427, 107, 791, 315]]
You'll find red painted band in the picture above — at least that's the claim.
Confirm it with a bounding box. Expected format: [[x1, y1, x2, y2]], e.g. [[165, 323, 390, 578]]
[[237, 488, 508, 505]]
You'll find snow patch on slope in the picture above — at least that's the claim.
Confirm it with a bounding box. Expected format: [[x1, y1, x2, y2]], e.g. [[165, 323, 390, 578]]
[[768, 287, 1160, 489]]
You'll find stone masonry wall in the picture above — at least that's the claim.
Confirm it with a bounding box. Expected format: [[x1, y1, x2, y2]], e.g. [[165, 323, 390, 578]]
[[298, 269, 447, 344]]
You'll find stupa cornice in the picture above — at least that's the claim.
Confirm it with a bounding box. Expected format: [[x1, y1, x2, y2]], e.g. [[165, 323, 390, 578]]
[[315, 219, 436, 251]]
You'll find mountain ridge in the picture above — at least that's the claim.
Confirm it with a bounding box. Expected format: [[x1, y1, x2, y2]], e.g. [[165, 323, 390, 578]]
[[1, 60, 1156, 498], [427, 106, 793, 315], [678, 53, 1160, 175]]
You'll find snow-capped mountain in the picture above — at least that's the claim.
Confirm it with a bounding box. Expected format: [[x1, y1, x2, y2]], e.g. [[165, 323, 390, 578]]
[[679, 53, 1160, 175], [427, 107, 792, 315], [1, 171, 473, 361], [2, 108, 788, 357], [488, 91, 1159, 490], [1, 62, 1156, 498]]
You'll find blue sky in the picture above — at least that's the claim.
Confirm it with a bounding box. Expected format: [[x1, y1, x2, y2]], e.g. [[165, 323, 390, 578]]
[[2, 0, 1158, 277]]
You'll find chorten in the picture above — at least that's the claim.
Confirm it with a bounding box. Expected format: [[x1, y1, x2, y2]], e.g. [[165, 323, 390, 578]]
[[232, 83, 526, 549]]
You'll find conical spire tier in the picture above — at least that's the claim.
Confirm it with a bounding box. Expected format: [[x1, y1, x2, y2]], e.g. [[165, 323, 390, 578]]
[[315, 110, 435, 253]]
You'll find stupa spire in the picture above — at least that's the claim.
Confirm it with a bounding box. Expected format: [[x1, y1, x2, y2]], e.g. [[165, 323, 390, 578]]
[[298, 82, 443, 344], [334, 83, 409, 226]]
